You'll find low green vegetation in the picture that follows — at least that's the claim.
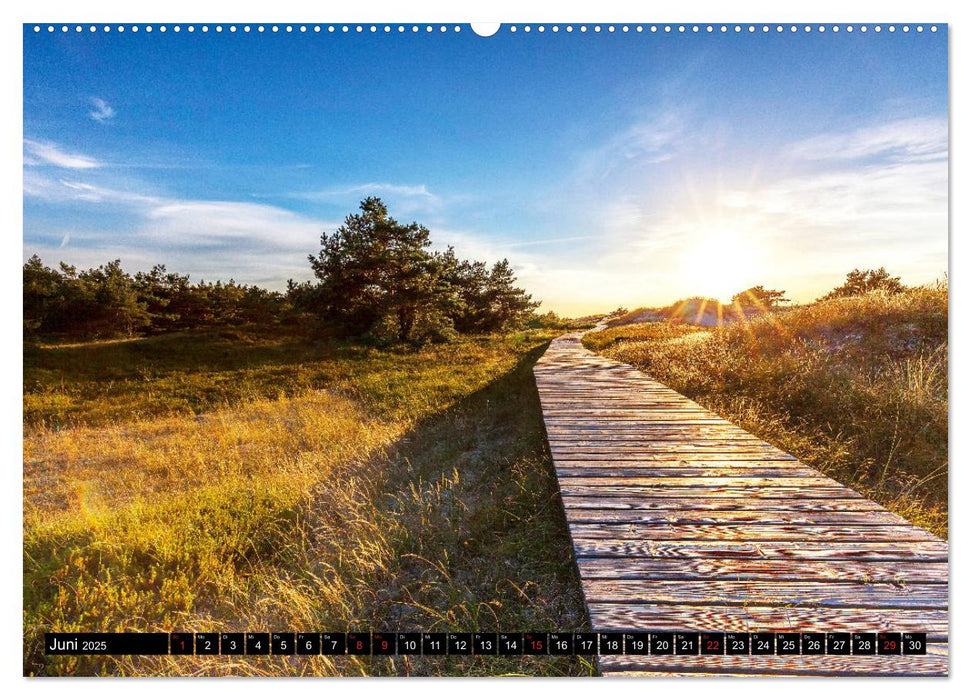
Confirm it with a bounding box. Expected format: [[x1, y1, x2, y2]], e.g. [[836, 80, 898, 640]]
[[24, 327, 524, 429], [24, 327, 591, 676], [584, 285, 948, 538]]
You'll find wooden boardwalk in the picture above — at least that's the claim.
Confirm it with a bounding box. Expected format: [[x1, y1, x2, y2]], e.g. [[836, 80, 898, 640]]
[[533, 331, 948, 676]]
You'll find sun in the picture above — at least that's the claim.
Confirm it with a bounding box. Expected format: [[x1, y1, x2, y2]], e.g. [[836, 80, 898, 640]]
[[677, 227, 764, 303]]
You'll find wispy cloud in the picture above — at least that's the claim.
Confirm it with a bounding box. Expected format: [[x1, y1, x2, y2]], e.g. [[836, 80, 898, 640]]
[[733, 118, 947, 235], [23, 136, 221, 172], [89, 97, 116, 123], [24, 167, 334, 287], [784, 117, 947, 163], [574, 107, 688, 181], [22, 171, 159, 205], [23, 139, 100, 169], [24, 172, 330, 249], [295, 182, 437, 200], [505, 235, 603, 249], [289, 182, 443, 218], [722, 161, 947, 229], [143, 200, 329, 251]]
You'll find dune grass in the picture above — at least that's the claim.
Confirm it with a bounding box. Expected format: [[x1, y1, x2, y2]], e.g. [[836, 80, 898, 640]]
[[584, 287, 948, 538], [24, 328, 592, 676]]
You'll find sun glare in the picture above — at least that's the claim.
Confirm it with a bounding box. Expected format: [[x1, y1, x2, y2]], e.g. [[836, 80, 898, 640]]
[[678, 228, 763, 303]]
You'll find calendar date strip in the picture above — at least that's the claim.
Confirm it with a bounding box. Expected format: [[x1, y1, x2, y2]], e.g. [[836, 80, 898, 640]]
[[45, 631, 928, 656]]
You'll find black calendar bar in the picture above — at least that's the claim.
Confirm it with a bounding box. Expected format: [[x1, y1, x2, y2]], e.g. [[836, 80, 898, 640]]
[[42, 631, 928, 656]]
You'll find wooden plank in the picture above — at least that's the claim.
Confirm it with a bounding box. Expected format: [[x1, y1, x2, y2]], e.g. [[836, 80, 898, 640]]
[[545, 430, 765, 439], [543, 420, 728, 427], [550, 447, 794, 456], [575, 557, 948, 583], [543, 406, 713, 413], [557, 476, 842, 487], [545, 426, 764, 434], [556, 467, 827, 478], [540, 399, 707, 406], [571, 539, 947, 561], [539, 401, 712, 407], [540, 393, 698, 398], [552, 455, 802, 464], [568, 522, 939, 542], [547, 437, 773, 446], [581, 580, 948, 609], [561, 489, 883, 513], [561, 497, 885, 512], [562, 507, 911, 525], [547, 438, 786, 442], [553, 454, 794, 462], [560, 486, 865, 499], [550, 440, 793, 457], [541, 411, 726, 418]]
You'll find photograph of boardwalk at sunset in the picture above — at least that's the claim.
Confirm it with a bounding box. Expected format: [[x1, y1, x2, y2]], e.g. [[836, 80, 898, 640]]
[[23, 21, 947, 677]]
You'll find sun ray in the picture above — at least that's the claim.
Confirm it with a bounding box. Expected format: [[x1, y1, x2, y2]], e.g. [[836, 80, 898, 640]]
[[731, 298, 759, 343], [693, 297, 709, 325], [667, 297, 691, 323]]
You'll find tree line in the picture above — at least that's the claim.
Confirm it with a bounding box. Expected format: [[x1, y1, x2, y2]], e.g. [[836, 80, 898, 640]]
[[24, 197, 540, 343], [730, 268, 908, 311], [23, 256, 292, 339]]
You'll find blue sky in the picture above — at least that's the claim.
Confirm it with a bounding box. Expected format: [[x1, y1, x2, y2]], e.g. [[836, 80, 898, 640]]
[[23, 24, 947, 314]]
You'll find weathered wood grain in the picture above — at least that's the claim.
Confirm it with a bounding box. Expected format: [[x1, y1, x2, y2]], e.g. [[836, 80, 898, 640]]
[[562, 497, 888, 512], [558, 476, 843, 487], [556, 466, 827, 478], [576, 557, 948, 583], [567, 522, 939, 542], [533, 331, 948, 676], [571, 539, 947, 561], [543, 422, 762, 428], [552, 455, 802, 464], [560, 485, 865, 499], [548, 437, 774, 446], [581, 580, 948, 609], [562, 507, 911, 525]]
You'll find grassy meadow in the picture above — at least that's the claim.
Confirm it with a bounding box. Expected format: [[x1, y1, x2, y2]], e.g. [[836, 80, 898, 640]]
[[584, 286, 948, 538], [24, 327, 592, 676]]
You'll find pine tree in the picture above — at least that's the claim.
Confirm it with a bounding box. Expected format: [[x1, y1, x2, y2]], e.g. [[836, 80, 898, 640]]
[[308, 197, 443, 342], [821, 268, 906, 300], [731, 285, 789, 309], [482, 259, 540, 331], [23, 255, 62, 336]]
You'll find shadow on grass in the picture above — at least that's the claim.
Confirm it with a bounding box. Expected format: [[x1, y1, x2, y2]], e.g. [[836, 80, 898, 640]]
[[334, 342, 596, 676]]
